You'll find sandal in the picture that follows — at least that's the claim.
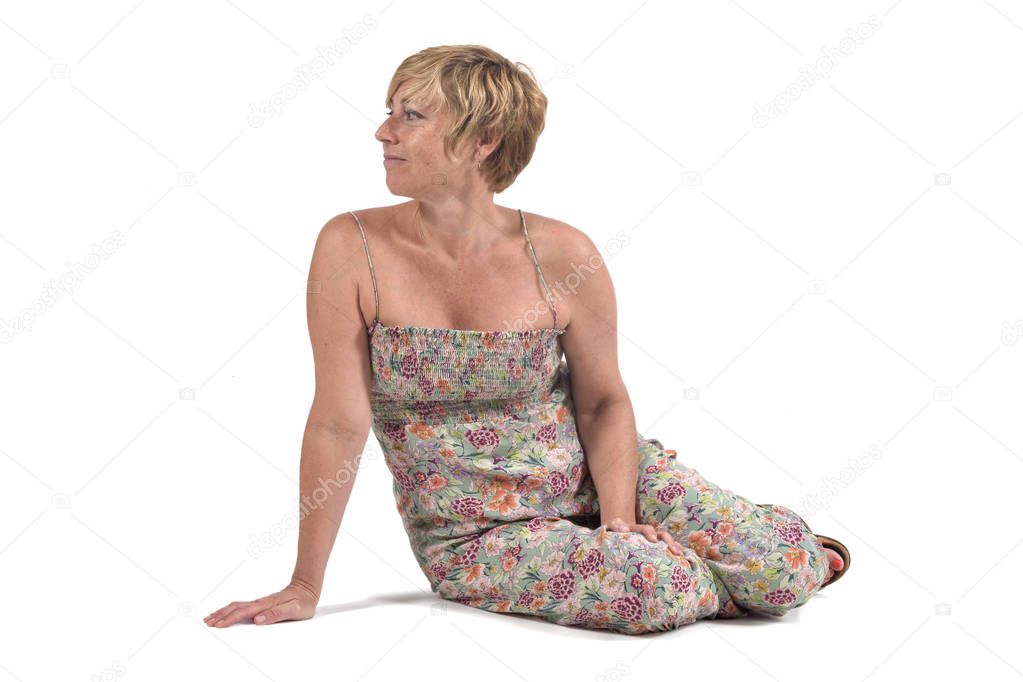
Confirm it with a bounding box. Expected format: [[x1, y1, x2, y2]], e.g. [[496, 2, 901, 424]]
[[815, 534, 850, 589]]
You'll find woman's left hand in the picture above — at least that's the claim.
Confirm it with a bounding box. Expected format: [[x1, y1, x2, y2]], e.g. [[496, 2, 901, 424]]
[[602, 516, 686, 555]]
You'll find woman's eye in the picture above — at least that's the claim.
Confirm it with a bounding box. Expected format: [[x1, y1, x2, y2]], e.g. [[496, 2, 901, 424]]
[[384, 110, 421, 120]]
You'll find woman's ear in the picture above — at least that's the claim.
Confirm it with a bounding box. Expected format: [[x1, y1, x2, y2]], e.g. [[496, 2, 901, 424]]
[[476, 131, 504, 162]]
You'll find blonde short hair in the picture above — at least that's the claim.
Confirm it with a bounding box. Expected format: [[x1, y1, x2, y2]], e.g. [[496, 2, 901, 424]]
[[385, 44, 547, 193]]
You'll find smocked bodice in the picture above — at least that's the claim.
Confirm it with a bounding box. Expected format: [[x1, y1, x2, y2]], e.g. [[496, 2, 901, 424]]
[[368, 320, 571, 425]]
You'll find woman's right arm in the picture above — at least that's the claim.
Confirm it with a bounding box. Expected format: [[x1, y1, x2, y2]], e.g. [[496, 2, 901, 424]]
[[205, 213, 375, 628]]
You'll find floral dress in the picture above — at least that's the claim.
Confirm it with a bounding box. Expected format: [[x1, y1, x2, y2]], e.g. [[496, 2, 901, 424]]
[[351, 209, 831, 635]]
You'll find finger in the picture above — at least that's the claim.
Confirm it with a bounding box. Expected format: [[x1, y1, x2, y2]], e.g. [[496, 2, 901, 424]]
[[213, 602, 267, 628], [205, 602, 241, 623], [636, 524, 659, 543], [658, 530, 685, 554], [208, 602, 251, 626], [255, 599, 297, 625], [205, 606, 241, 624]]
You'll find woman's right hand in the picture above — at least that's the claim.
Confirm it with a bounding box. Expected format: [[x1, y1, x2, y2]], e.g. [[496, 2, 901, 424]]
[[602, 516, 687, 556], [204, 580, 319, 628]]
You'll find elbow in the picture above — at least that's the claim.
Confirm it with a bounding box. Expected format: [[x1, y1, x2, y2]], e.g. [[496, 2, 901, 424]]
[[575, 391, 632, 419], [307, 394, 373, 441], [316, 420, 370, 437], [305, 411, 372, 442], [306, 421, 370, 443]]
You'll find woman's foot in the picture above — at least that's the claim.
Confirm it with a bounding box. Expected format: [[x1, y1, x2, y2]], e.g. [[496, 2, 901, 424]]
[[824, 547, 844, 584]]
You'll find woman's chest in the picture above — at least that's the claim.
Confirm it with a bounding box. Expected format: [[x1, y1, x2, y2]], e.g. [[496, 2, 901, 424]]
[[369, 327, 564, 403]]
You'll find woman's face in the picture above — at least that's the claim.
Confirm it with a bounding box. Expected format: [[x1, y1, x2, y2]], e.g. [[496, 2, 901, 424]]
[[374, 81, 480, 197]]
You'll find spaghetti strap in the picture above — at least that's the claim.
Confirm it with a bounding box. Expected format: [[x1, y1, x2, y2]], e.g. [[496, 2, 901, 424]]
[[349, 211, 380, 330], [518, 208, 559, 331]]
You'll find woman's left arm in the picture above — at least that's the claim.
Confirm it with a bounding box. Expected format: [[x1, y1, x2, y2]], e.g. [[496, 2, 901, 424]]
[[549, 223, 684, 553], [575, 396, 640, 523]]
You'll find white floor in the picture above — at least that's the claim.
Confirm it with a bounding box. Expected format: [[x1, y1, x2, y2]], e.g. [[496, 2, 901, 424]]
[[2, 504, 1013, 681]]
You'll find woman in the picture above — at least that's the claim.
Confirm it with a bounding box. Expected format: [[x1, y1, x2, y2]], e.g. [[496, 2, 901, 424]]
[[205, 44, 849, 635]]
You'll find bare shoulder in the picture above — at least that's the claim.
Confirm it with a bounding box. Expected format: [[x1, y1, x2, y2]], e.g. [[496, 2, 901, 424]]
[[519, 211, 607, 329], [319, 204, 394, 241], [314, 204, 405, 262], [317, 210, 356, 245], [310, 207, 391, 287], [519, 210, 601, 268]]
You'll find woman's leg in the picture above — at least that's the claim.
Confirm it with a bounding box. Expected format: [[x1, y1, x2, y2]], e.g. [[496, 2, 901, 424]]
[[635, 437, 830, 617], [429, 516, 732, 634]]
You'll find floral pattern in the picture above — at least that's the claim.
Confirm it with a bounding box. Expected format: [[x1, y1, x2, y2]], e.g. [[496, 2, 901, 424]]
[[367, 320, 830, 634]]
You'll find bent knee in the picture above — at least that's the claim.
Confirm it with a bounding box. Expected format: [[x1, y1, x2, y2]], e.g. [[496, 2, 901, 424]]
[[745, 567, 826, 617], [614, 561, 717, 633]]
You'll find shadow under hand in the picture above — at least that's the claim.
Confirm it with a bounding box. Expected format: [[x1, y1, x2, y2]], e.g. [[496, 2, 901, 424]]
[[315, 590, 436, 617]]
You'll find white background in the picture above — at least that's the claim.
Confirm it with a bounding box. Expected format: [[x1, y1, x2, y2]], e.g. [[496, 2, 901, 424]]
[[2, 0, 1022, 680]]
